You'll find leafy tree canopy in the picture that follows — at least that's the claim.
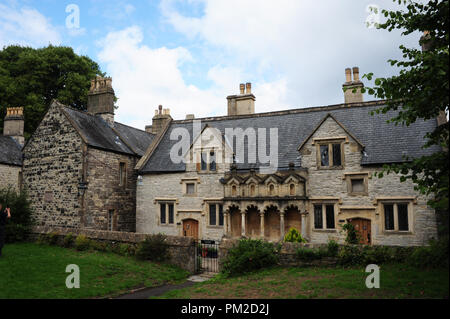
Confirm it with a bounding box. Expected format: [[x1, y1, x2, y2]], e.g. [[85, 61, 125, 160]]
[[362, 0, 449, 211], [0, 45, 104, 138]]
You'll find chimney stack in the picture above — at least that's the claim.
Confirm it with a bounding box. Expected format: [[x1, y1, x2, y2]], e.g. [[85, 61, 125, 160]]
[[151, 105, 172, 134], [343, 67, 364, 104], [227, 83, 256, 116], [87, 76, 115, 126], [3, 107, 24, 147]]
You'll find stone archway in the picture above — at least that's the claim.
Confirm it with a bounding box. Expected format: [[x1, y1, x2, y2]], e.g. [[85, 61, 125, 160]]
[[264, 205, 280, 241], [284, 205, 302, 235], [245, 205, 260, 239], [228, 205, 242, 238]]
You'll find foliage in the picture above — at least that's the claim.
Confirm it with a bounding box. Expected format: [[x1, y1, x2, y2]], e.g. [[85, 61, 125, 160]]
[[135, 234, 169, 262], [296, 247, 324, 261], [337, 245, 365, 266], [342, 223, 360, 245], [407, 237, 449, 268], [63, 233, 75, 248], [327, 240, 339, 257], [221, 239, 279, 277], [360, 0, 449, 211], [47, 232, 60, 246], [0, 45, 105, 138], [74, 235, 91, 251], [0, 188, 33, 243], [284, 227, 307, 243]]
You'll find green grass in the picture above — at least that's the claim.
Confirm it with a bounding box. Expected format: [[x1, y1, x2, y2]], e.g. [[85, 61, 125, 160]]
[[155, 264, 449, 299], [0, 243, 189, 299]]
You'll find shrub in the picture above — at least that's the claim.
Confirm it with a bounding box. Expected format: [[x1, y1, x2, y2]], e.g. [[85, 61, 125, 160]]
[[327, 240, 339, 257], [221, 239, 279, 277], [36, 233, 49, 245], [342, 223, 359, 245], [0, 188, 33, 243], [407, 238, 449, 268], [284, 228, 306, 243], [89, 240, 108, 252], [337, 245, 365, 266], [47, 232, 60, 246], [362, 245, 393, 264], [119, 243, 134, 256], [135, 234, 169, 261], [296, 247, 323, 261], [63, 233, 75, 248], [75, 235, 91, 251]]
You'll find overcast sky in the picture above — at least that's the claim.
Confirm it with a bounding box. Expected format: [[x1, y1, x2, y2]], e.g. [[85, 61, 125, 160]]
[[0, 0, 423, 129]]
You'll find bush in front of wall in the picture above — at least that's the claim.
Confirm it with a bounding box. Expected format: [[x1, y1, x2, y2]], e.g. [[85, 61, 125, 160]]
[[284, 228, 307, 243], [337, 245, 365, 266], [221, 239, 279, 277], [327, 240, 339, 257], [407, 238, 449, 268], [47, 232, 60, 246], [63, 233, 75, 248], [135, 234, 169, 262], [74, 235, 91, 251], [342, 223, 360, 245]]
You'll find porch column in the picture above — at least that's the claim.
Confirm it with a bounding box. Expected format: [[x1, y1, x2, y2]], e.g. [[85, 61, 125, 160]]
[[259, 212, 265, 239], [301, 213, 307, 238], [241, 212, 246, 237], [280, 212, 285, 241], [224, 212, 229, 235]]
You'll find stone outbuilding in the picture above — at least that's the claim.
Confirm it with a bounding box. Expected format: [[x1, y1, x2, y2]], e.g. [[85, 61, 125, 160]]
[[22, 77, 155, 231]]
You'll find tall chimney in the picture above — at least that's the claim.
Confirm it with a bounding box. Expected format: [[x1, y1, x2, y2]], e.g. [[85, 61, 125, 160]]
[[343, 67, 364, 104], [151, 105, 172, 134], [227, 83, 256, 116], [3, 107, 24, 147], [87, 76, 115, 126]]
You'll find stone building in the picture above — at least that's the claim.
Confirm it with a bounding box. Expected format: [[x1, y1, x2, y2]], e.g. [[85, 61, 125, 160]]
[[136, 68, 442, 246], [0, 107, 24, 191], [22, 77, 155, 231]]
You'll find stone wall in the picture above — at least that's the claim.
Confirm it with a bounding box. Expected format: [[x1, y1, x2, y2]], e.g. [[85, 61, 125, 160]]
[[84, 147, 137, 232], [23, 104, 84, 228], [300, 116, 438, 246], [31, 226, 196, 273], [0, 163, 21, 190]]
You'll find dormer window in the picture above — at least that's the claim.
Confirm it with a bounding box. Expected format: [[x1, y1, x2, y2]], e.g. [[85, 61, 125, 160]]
[[317, 141, 344, 169], [198, 149, 217, 172]]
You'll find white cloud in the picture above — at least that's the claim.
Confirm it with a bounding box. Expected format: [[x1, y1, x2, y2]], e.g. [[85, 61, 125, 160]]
[[160, 0, 422, 108], [0, 4, 61, 48], [97, 26, 288, 128]]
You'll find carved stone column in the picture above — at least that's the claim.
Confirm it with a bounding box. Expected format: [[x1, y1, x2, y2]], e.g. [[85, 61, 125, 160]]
[[260, 212, 265, 239], [241, 212, 246, 237], [224, 212, 229, 235], [301, 213, 307, 238], [280, 212, 285, 241]]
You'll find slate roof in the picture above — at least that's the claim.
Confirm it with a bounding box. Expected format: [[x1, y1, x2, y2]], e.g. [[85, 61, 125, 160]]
[[139, 101, 440, 174], [61, 106, 155, 157], [0, 136, 22, 166]]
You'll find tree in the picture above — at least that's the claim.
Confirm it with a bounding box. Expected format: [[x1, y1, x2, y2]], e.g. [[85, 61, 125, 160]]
[[361, 0, 449, 212], [0, 45, 104, 138]]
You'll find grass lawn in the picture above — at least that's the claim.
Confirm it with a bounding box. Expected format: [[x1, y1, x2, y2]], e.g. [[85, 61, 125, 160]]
[[156, 264, 449, 299], [0, 242, 189, 299]]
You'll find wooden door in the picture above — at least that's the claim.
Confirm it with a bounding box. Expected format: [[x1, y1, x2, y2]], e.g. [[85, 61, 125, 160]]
[[349, 218, 371, 245], [183, 219, 199, 239]]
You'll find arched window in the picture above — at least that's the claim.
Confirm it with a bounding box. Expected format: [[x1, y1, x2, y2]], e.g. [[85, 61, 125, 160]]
[[232, 185, 237, 196], [250, 184, 256, 196], [269, 184, 275, 196], [290, 184, 295, 196]]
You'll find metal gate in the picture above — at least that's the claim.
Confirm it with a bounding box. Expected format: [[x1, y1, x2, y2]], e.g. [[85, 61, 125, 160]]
[[194, 239, 219, 273]]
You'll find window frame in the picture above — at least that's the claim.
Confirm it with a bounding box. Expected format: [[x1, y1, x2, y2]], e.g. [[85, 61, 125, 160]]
[[345, 173, 369, 196], [158, 201, 176, 226], [315, 139, 345, 170], [198, 148, 218, 173], [108, 210, 115, 231], [313, 203, 337, 231], [382, 202, 411, 233], [207, 202, 224, 227], [119, 161, 127, 187]]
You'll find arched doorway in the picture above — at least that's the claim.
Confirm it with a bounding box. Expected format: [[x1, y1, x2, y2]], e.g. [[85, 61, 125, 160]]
[[183, 219, 199, 239], [245, 205, 260, 238], [264, 205, 280, 241], [284, 205, 302, 235], [229, 206, 242, 238], [348, 218, 371, 245]]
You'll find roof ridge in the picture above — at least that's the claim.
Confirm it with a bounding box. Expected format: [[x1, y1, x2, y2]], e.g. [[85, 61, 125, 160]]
[[171, 100, 387, 124], [114, 121, 155, 135]]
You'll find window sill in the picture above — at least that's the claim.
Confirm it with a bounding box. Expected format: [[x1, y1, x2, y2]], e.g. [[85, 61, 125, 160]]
[[383, 230, 412, 235], [207, 225, 224, 229], [317, 166, 344, 170], [348, 192, 369, 196], [159, 224, 175, 227], [312, 228, 337, 233], [183, 194, 198, 197]]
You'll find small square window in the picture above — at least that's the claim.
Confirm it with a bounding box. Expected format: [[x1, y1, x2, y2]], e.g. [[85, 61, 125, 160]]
[[186, 183, 195, 195], [351, 179, 365, 193]]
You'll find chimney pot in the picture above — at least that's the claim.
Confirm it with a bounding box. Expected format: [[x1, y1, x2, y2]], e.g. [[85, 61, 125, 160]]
[[239, 84, 245, 95], [345, 68, 352, 82], [352, 67, 360, 82], [246, 83, 252, 94]]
